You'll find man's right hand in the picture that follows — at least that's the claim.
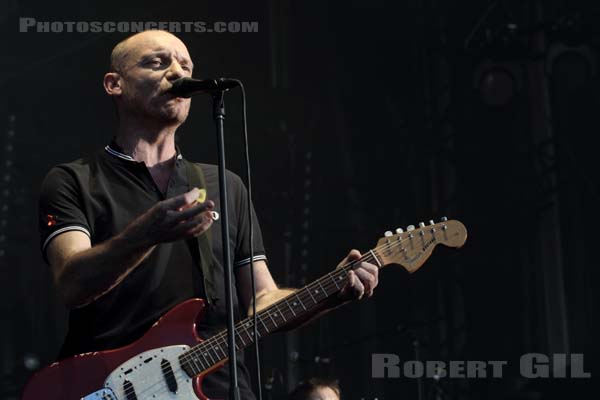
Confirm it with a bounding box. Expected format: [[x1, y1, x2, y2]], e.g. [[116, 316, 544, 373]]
[[47, 188, 215, 308], [120, 188, 215, 247]]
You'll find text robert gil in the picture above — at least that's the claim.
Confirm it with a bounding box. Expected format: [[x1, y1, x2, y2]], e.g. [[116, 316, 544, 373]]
[[372, 353, 591, 379]]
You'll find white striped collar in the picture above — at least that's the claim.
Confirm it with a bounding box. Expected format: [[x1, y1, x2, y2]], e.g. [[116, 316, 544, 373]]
[[104, 142, 184, 162], [104, 145, 136, 161]]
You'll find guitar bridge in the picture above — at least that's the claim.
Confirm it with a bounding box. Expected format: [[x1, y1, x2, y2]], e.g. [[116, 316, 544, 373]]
[[81, 388, 118, 400]]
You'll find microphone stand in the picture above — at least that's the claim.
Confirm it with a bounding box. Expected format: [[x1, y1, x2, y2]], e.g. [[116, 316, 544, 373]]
[[212, 89, 241, 400]]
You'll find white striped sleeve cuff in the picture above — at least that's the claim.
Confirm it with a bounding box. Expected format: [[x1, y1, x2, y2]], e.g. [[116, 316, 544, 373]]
[[42, 225, 91, 252], [234, 254, 268, 268]]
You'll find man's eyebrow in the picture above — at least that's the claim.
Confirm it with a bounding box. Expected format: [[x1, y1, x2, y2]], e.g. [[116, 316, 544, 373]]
[[142, 49, 193, 68], [180, 58, 194, 68]]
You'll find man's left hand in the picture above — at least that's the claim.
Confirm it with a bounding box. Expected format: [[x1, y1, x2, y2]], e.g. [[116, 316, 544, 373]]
[[338, 249, 379, 301]]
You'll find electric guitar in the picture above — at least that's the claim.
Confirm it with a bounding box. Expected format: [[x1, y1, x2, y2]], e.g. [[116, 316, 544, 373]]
[[22, 219, 467, 400]]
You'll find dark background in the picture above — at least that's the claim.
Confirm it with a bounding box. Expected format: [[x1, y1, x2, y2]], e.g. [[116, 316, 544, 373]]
[[1, 0, 599, 398]]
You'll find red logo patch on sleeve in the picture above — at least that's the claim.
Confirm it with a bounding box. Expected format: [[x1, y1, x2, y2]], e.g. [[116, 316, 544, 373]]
[[46, 214, 57, 227]]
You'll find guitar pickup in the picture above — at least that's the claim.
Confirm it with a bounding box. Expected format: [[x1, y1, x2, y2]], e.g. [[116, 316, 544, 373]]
[[161, 358, 178, 393]]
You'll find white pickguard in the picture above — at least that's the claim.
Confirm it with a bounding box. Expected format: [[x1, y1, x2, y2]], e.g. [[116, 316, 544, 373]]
[[102, 345, 200, 400]]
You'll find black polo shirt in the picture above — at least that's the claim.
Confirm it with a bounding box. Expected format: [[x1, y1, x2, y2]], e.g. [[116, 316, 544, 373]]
[[38, 140, 266, 399]]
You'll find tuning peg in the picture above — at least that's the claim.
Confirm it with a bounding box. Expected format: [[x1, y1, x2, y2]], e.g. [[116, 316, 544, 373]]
[[429, 220, 435, 225], [441, 216, 448, 221], [384, 231, 393, 237], [396, 228, 404, 234], [407, 225, 415, 231], [419, 222, 425, 228]]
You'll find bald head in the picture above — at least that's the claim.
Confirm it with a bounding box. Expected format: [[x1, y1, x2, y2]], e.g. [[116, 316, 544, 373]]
[[109, 30, 191, 73]]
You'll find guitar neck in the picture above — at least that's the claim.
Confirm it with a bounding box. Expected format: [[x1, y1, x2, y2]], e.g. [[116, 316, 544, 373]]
[[178, 250, 383, 376], [177, 219, 466, 376]]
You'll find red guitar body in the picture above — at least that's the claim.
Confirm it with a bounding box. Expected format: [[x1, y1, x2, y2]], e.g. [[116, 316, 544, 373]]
[[21, 298, 221, 400]]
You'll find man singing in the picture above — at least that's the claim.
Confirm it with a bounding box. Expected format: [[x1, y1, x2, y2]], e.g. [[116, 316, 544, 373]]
[[38, 30, 378, 398]]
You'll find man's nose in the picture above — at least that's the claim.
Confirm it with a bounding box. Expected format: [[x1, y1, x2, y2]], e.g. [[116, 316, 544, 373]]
[[167, 60, 186, 80]]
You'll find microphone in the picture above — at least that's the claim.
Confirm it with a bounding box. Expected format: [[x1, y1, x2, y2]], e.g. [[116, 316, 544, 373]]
[[167, 77, 239, 98]]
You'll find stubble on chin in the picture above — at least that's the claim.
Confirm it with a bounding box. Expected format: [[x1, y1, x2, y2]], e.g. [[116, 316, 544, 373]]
[[160, 99, 190, 124], [136, 96, 189, 125]]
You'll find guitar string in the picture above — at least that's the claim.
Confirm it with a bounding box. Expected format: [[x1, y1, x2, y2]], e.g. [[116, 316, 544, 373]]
[[122, 229, 439, 399]]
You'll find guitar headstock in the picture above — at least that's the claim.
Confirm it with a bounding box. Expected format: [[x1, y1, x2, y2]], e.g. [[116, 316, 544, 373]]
[[374, 218, 467, 273]]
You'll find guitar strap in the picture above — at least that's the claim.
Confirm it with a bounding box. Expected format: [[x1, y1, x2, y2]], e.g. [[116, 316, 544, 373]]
[[183, 159, 218, 305]]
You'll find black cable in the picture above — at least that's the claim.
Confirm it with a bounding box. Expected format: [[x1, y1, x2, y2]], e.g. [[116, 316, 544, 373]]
[[232, 79, 263, 400]]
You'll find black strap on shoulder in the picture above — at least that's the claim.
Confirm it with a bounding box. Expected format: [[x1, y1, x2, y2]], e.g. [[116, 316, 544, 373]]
[[183, 159, 218, 305]]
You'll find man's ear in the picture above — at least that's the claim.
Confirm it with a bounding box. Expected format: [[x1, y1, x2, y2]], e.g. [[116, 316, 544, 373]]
[[103, 72, 122, 96]]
